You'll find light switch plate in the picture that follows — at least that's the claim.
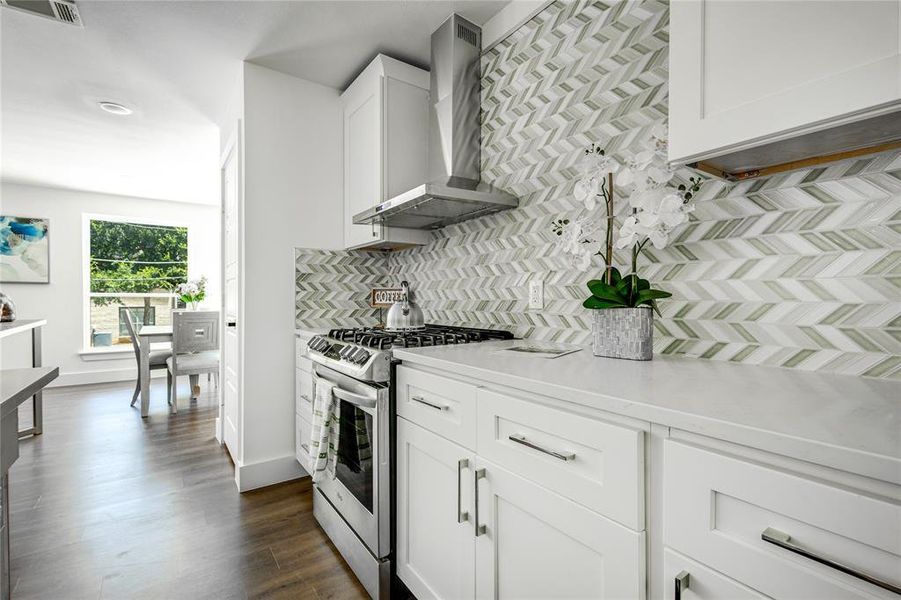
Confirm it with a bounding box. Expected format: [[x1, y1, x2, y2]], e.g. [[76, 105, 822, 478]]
[[528, 280, 544, 309]]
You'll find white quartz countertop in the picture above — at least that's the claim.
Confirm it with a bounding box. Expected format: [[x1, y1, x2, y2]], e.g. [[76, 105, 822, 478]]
[[393, 341, 901, 485]]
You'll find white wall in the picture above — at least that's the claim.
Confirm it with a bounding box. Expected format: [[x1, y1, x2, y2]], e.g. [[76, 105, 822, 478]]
[[0, 183, 220, 387], [237, 63, 343, 473]]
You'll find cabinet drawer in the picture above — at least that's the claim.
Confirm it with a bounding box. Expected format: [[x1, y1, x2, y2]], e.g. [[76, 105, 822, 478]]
[[664, 548, 769, 600], [476, 388, 644, 530], [295, 369, 313, 422], [664, 441, 901, 599], [295, 414, 312, 472], [396, 365, 478, 450]]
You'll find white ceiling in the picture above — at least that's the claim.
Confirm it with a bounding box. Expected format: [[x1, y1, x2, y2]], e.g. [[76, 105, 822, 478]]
[[0, 0, 509, 206]]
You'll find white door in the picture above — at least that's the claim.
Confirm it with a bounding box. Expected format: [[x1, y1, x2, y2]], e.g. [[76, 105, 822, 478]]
[[396, 418, 476, 600], [221, 132, 240, 460], [474, 457, 646, 600]]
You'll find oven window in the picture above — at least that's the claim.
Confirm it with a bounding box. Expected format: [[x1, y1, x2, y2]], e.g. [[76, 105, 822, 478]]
[[336, 400, 374, 513]]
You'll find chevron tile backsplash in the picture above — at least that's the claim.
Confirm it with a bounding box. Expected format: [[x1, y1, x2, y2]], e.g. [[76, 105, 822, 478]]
[[296, 0, 900, 379], [295, 248, 387, 329], [385, 0, 901, 379]]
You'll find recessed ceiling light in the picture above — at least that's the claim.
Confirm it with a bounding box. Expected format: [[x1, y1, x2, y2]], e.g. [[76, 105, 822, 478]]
[[98, 101, 133, 116]]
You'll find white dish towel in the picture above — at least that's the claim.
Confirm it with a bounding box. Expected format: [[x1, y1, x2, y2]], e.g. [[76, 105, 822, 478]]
[[310, 375, 340, 483]]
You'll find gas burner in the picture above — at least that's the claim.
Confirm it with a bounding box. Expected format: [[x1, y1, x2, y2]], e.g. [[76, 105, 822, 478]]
[[311, 325, 513, 383], [326, 325, 512, 350]]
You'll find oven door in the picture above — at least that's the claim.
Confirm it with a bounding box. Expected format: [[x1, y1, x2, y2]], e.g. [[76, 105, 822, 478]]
[[312, 364, 390, 559]]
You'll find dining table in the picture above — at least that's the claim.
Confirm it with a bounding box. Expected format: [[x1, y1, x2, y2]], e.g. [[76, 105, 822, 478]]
[[136, 324, 173, 417]]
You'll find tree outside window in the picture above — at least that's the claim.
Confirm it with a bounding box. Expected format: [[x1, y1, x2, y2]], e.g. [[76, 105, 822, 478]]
[[88, 219, 188, 347]]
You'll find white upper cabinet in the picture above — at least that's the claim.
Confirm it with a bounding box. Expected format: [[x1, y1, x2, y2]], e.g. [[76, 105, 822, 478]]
[[669, 0, 901, 171], [342, 54, 431, 250]]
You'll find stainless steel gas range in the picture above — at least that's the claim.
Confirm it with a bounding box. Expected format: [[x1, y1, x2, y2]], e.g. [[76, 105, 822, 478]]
[[306, 325, 514, 599]]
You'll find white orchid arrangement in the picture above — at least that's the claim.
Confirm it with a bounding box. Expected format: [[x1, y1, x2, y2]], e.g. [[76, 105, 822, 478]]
[[176, 276, 207, 309], [552, 124, 703, 313]]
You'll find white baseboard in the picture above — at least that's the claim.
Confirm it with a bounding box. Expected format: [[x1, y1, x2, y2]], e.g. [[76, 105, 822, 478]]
[[235, 454, 306, 492], [49, 367, 167, 388]]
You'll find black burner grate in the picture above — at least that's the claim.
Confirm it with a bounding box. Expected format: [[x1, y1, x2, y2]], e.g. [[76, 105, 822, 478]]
[[327, 325, 513, 349]]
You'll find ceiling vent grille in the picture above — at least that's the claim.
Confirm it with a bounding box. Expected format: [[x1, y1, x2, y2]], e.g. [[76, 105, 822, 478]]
[[456, 22, 477, 46], [1, 0, 83, 26]]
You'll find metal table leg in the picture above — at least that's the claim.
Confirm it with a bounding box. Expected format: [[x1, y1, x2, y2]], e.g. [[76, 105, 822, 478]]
[[1, 473, 10, 600], [17, 326, 43, 438]]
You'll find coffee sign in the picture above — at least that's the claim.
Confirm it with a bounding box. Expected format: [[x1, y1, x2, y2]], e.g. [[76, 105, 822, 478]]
[[370, 287, 404, 308]]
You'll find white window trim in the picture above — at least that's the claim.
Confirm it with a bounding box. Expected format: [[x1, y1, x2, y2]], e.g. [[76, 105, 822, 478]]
[[82, 213, 190, 357]]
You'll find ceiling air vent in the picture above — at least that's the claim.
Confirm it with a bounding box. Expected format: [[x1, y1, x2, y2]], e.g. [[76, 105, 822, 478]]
[[1, 0, 83, 26]]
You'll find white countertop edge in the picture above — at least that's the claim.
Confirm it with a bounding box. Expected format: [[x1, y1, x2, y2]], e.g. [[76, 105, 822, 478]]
[[0, 319, 47, 339], [393, 347, 901, 486]]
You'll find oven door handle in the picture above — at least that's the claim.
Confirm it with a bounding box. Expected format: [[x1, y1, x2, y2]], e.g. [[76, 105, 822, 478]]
[[332, 387, 378, 410]]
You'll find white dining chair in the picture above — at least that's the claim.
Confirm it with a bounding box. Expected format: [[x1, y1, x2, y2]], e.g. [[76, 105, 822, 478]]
[[122, 308, 171, 409], [166, 310, 220, 414]]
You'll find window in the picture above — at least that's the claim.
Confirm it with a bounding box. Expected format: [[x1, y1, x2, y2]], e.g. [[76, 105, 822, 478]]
[[86, 217, 188, 348]]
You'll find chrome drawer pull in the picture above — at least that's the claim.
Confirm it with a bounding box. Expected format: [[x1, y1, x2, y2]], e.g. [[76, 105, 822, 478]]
[[411, 395, 447, 411], [457, 459, 469, 523], [300, 443, 310, 453], [761, 527, 901, 595], [674, 571, 690, 600], [508, 434, 575, 461], [474, 468, 486, 537]]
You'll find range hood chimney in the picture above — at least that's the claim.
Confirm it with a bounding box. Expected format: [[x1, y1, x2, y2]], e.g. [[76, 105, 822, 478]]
[[353, 14, 518, 231]]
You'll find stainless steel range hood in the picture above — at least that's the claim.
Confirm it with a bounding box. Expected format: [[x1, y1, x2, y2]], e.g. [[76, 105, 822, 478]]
[[353, 14, 518, 231]]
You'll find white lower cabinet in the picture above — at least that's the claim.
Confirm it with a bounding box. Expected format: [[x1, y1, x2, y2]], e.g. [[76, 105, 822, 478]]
[[396, 366, 901, 600], [397, 414, 645, 600], [664, 441, 901, 600], [664, 549, 769, 600], [474, 457, 646, 600], [397, 418, 476, 600], [295, 414, 311, 472]]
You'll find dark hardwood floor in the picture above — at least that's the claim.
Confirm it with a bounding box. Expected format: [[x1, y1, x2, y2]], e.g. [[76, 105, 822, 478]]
[[8, 379, 368, 600]]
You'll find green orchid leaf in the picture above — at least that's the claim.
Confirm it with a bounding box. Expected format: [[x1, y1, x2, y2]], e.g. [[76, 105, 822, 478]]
[[587, 280, 625, 304], [583, 296, 626, 309], [607, 267, 622, 284], [637, 289, 672, 303]]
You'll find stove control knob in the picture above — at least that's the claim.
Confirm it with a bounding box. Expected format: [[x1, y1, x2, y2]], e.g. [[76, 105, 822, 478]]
[[339, 346, 354, 360], [310, 336, 331, 353], [352, 348, 371, 364]]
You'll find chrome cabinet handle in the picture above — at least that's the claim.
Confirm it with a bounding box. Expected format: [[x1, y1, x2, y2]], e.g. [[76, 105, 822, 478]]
[[411, 395, 447, 411], [457, 459, 469, 523], [761, 527, 901, 595], [300, 443, 310, 453], [674, 571, 690, 600], [474, 468, 486, 537], [508, 434, 575, 461]]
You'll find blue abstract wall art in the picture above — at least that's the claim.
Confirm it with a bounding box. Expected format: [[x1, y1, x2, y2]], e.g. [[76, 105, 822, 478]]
[[0, 216, 49, 283]]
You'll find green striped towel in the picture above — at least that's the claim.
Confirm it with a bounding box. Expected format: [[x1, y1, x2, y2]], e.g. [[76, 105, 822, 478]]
[[310, 375, 339, 482]]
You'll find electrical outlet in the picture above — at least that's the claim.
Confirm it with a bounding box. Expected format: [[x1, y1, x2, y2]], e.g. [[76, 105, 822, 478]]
[[528, 280, 544, 310]]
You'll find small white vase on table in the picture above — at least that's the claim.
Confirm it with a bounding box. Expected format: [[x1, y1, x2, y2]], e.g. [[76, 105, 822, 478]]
[[175, 276, 207, 311]]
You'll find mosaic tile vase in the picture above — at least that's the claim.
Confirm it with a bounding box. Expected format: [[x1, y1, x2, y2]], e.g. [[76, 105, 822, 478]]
[[591, 307, 653, 361]]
